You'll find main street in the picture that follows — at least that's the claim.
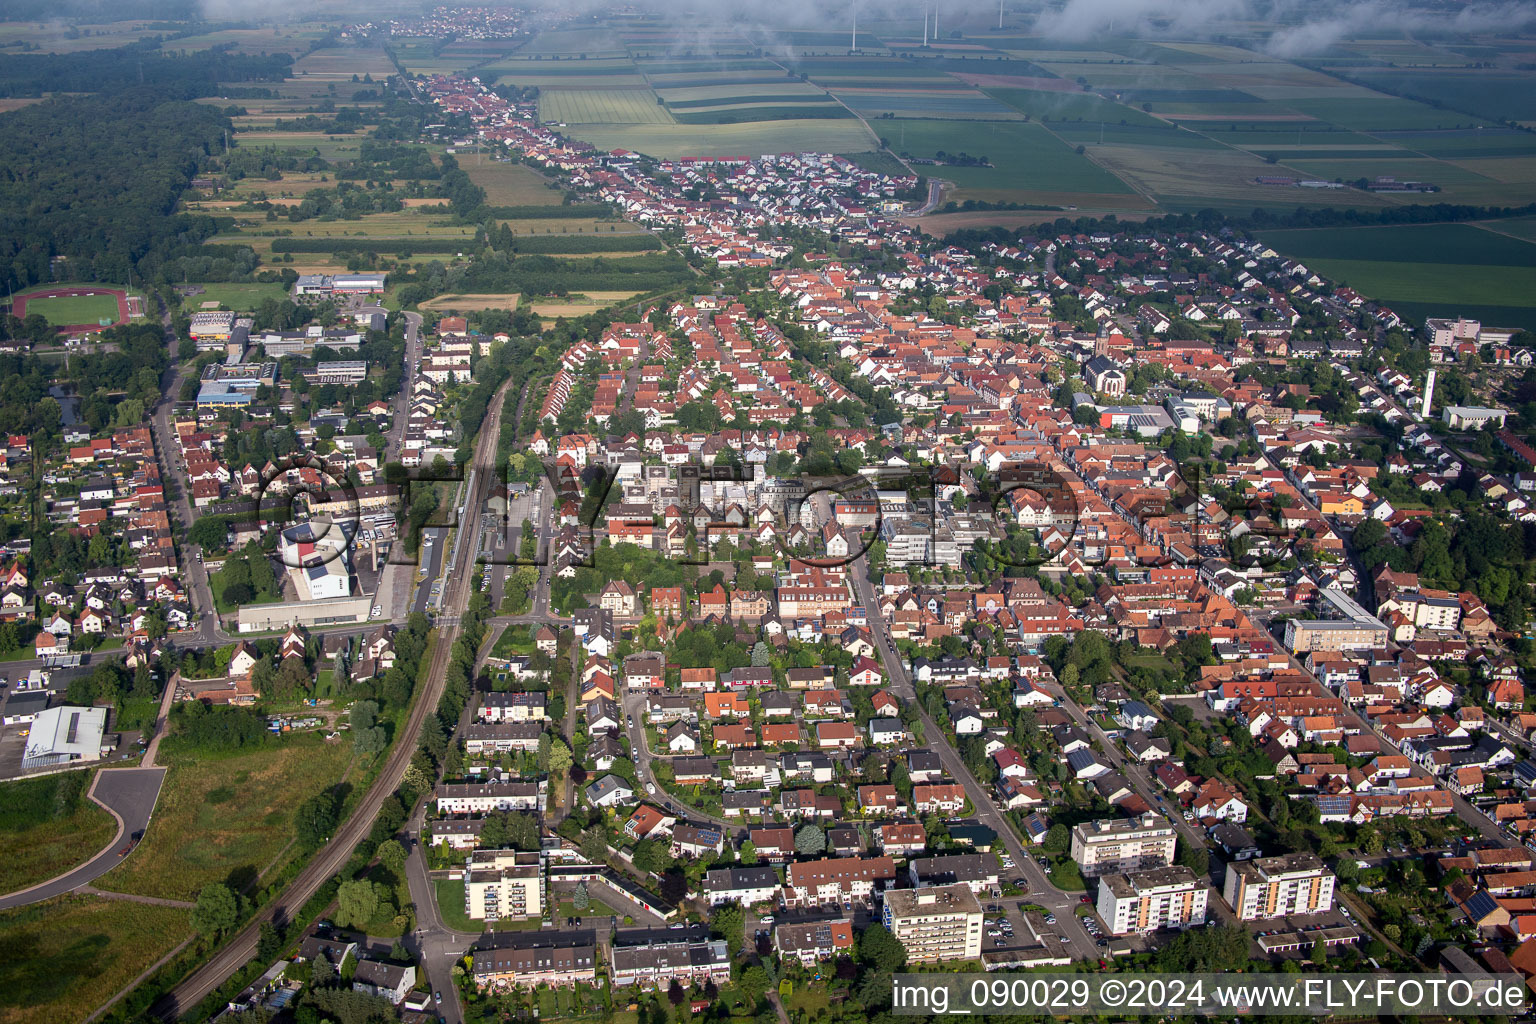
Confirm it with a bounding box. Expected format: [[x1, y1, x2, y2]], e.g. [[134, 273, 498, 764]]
[[813, 491, 1101, 962], [149, 378, 514, 1021]]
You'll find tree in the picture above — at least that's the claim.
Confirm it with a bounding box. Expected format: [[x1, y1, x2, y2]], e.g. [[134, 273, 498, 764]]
[[377, 839, 406, 877], [574, 881, 590, 911], [1042, 823, 1070, 856], [738, 840, 758, 866], [857, 923, 907, 972], [1177, 841, 1210, 876], [192, 883, 238, 938], [580, 829, 609, 864], [336, 878, 379, 929], [633, 838, 668, 874], [295, 788, 340, 848], [711, 902, 744, 957], [352, 699, 386, 755], [548, 737, 573, 779], [795, 824, 825, 854], [258, 921, 283, 961]]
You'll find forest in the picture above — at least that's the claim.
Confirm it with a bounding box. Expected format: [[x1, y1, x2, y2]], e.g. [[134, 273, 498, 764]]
[[0, 88, 230, 293]]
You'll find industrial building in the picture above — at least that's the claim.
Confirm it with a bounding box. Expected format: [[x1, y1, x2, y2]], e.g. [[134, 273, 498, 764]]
[[22, 704, 113, 770]]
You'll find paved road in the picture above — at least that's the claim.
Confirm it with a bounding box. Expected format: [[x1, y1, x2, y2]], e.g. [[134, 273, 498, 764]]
[[148, 379, 514, 1021], [816, 493, 1100, 961], [0, 766, 165, 909]]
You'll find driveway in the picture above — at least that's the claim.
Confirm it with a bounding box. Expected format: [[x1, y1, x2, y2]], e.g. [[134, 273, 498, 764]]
[[0, 765, 166, 909]]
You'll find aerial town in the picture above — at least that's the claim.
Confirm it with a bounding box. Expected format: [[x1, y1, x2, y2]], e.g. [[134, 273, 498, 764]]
[[5, 2, 1536, 1023]]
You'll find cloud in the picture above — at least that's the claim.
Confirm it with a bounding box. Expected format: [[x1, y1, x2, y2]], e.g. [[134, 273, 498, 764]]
[[1266, 1, 1536, 57]]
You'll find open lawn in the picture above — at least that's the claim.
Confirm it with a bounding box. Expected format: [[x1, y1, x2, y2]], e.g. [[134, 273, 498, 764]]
[[464, 162, 564, 206], [16, 290, 120, 327], [96, 734, 353, 901], [889, 118, 1134, 200], [0, 895, 191, 1024], [184, 281, 293, 311], [434, 879, 539, 933], [0, 771, 116, 896]]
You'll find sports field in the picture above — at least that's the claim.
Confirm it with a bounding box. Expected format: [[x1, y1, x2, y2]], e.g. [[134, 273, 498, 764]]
[[17, 292, 120, 327], [13, 286, 127, 330]]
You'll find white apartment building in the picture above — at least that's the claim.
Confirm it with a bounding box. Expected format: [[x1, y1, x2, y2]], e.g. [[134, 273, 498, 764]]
[[881, 883, 984, 962], [1096, 866, 1208, 935], [1222, 852, 1336, 921], [463, 850, 543, 923], [1069, 814, 1178, 878]]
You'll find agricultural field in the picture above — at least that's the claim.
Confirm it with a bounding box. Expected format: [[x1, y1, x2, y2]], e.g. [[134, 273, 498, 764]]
[[158, 27, 322, 56], [985, 87, 1163, 125], [419, 293, 521, 312], [1342, 70, 1536, 123], [0, 771, 116, 896], [96, 734, 354, 901], [561, 119, 877, 159], [0, 20, 162, 53], [464, 161, 566, 206], [525, 290, 645, 321], [0, 896, 191, 1024], [1282, 97, 1473, 132], [1258, 223, 1536, 331], [887, 118, 1135, 203], [540, 89, 674, 125]]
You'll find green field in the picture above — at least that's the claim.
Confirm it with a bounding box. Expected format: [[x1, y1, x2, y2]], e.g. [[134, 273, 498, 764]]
[[464, 161, 566, 206], [0, 772, 116, 896], [540, 89, 675, 125], [1344, 70, 1536, 124], [0, 895, 192, 1024], [18, 290, 120, 326], [1257, 223, 1536, 330], [888, 118, 1134, 199], [986, 87, 1162, 125], [1297, 260, 1536, 313], [96, 735, 353, 901], [184, 281, 292, 311], [562, 119, 878, 159], [434, 879, 540, 933], [1256, 223, 1536, 266], [1284, 97, 1474, 132]]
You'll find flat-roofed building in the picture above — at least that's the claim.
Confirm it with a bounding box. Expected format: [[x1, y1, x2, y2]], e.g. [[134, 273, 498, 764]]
[[1069, 814, 1178, 878], [1096, 865, 1208, 935], [22, 704, 111, 770], [1222, 852, 1336, 921], [881, 883, 984, 963], [464, 849, 543, 922]]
